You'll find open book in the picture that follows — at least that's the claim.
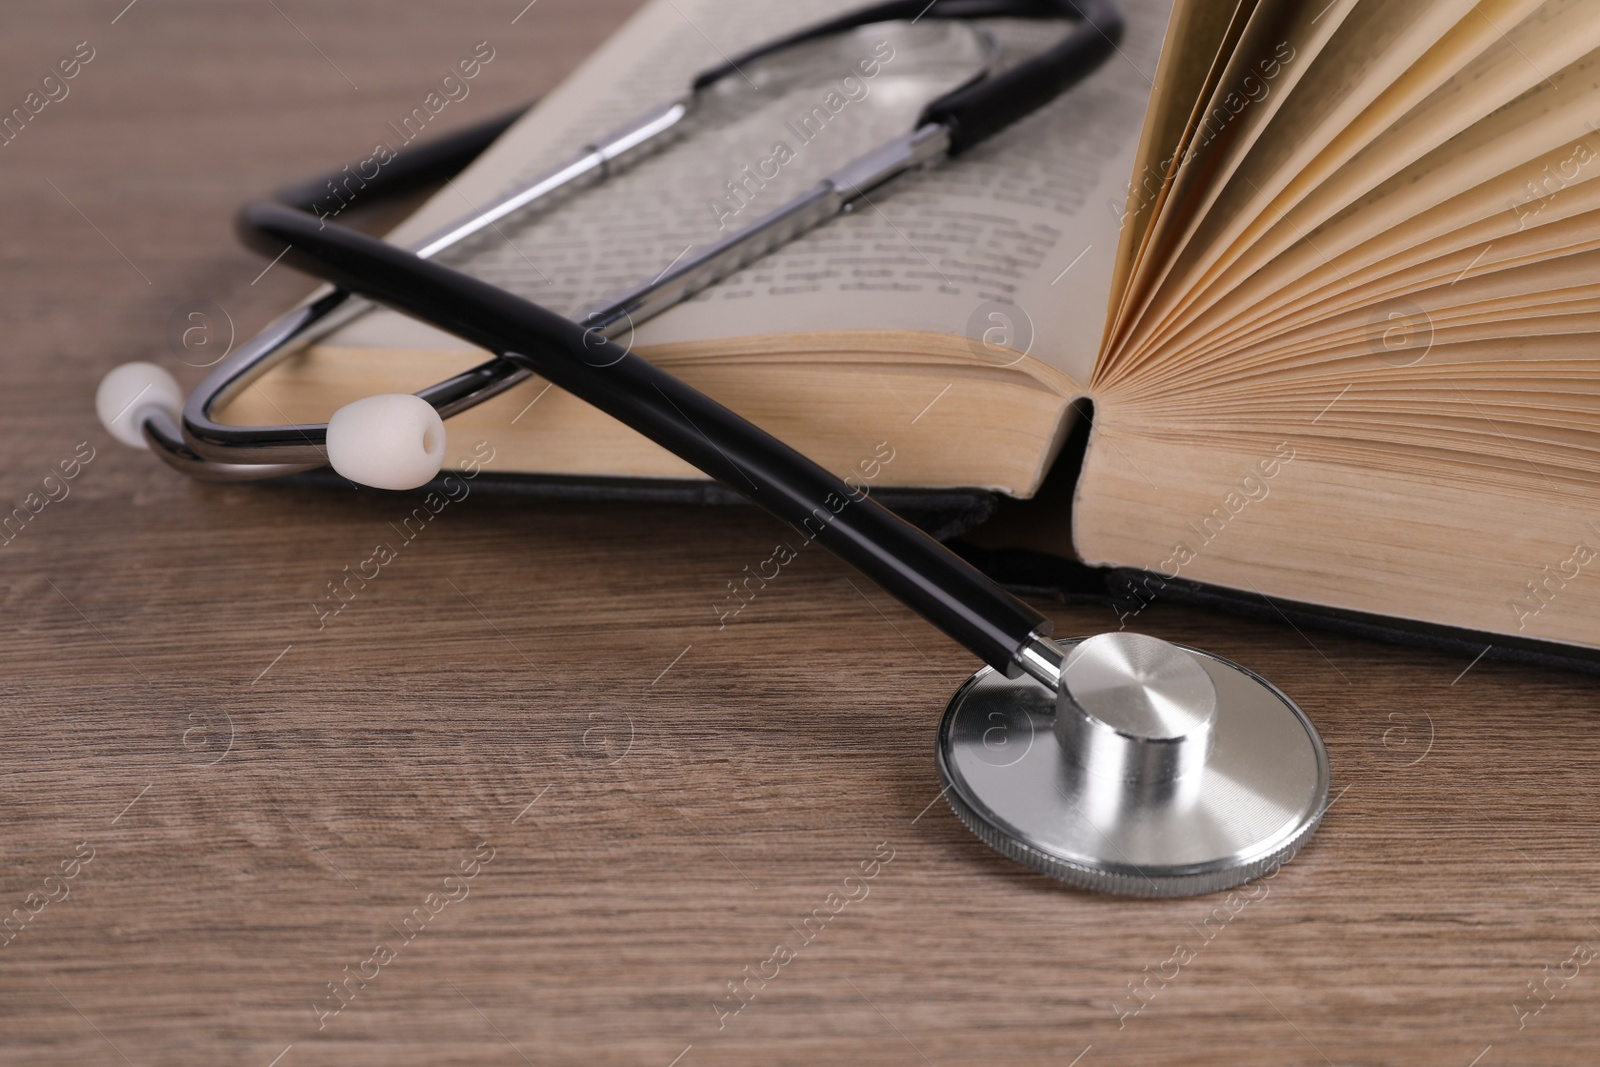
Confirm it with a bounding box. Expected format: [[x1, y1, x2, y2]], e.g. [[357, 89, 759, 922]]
[[224, 0, 1600, 661]]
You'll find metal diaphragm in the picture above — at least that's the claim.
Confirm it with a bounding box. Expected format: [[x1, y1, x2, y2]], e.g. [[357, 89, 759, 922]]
[[936, 635, 1330, 897]]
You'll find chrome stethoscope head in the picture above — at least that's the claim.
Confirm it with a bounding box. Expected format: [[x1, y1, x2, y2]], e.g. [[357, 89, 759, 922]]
[[943, 632, 1328, 896]]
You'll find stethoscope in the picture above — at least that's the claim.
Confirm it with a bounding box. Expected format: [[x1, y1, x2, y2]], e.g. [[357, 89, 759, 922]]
[[94, 0, 1330, 896]]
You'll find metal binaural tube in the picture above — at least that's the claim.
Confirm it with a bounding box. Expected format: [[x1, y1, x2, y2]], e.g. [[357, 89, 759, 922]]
[[239, 203, 1056, 676]]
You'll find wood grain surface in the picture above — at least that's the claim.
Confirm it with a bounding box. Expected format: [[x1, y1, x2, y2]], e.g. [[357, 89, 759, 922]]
[[3, 3, 1599, 1065]]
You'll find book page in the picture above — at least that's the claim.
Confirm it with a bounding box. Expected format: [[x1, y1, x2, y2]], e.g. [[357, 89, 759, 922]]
[[1154, 0, 1544, 333], [1106, 0, 1251, 330], [1104, 0, 1356, 353], [329, 0, 1177, 385]]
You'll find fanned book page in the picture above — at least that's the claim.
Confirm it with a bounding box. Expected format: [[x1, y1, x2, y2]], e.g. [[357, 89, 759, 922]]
[[224, 0, 1176, 495], [1071, 0, 1600, 650]]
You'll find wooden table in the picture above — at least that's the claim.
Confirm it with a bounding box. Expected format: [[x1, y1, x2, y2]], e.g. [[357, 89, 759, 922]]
[[4, 3, 1598, 1064]]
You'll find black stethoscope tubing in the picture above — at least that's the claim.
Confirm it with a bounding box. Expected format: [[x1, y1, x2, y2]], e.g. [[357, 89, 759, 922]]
[[242, 202, 1053, 676], [229, 0, 1127, 678]]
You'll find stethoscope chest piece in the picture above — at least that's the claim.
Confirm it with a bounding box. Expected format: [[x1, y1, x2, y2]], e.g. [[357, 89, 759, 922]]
[[937, 632, 1330, 897]]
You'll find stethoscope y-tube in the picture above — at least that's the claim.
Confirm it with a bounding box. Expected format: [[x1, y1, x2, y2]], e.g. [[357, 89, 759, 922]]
[[239, 203, 1060, 682]]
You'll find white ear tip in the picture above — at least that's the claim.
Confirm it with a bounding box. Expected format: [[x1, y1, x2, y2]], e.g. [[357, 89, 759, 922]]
[[96, 362, 183, 450], [325, 394, 447, 490]]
